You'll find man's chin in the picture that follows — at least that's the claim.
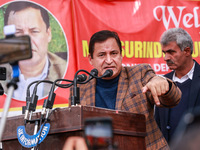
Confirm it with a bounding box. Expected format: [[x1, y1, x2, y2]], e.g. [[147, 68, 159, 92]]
[[19, 59, 38, 67]]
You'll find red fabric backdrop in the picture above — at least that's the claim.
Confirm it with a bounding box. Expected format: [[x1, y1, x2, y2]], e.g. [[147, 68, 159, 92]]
[[0, 0, 200, 113]]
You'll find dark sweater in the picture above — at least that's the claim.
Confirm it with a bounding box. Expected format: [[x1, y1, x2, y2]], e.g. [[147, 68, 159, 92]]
[[168, 78, 192, 142], [95, 75, 120, 110]]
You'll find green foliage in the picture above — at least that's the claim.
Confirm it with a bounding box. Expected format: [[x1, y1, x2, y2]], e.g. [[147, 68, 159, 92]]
[[0, 7, 5, 39], [49, 14, 68, 53]]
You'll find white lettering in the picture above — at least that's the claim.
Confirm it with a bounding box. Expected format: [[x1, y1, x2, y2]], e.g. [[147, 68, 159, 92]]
[[40, 126, 48, 138], [194, 7, 200, 27], [20, 134, 25, 142], [153, 63, 169, 72], [183, 13, 193, 28], [18, 128, 23, 136], [153, 6, 200, 29], [154, 64, 160, 72], [31, 138, 38, 145]]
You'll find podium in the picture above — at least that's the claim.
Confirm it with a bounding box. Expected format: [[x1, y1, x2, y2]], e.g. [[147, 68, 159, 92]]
[[2, 106, 146, 150]]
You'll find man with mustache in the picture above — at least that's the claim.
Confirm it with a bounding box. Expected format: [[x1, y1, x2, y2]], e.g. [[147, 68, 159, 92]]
[[71, 30, 181, 149], [155, 28, 200, 144], [1, 1, 67, 101]]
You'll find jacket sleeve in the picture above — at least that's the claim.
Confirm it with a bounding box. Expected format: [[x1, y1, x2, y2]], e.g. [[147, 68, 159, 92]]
[[157, 78, 181, 108], [140, 64, 182, 108], [145, 77, 182, 108]]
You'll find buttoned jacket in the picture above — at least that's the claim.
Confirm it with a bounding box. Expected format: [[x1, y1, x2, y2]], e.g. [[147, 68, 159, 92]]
[[155, 60, 200, 142]]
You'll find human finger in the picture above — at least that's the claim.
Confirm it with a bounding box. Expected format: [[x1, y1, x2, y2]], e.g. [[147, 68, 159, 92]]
[[148, 85, 160, 105], [143, 83, 160, 105], [63, 137, 88, 150]]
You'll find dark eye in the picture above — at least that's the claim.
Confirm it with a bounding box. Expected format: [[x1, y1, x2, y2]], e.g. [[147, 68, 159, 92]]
[[15, 30, 23, 36], [168, 51, 175, 55], [112, 51, 118, 55], [32, 30, 39, 33], [98, 53, 105, 57]]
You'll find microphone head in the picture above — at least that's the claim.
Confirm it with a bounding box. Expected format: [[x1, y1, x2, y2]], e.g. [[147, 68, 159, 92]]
[[89, 68, 98, 80], [102, 69, 113, 78], [91, 68, 98, 76], [77, 74, 87, 82]]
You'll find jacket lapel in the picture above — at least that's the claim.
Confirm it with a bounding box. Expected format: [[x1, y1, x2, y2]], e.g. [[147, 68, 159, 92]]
[[87, 79, 96, 106], [164, 61, 200, 111], [80, 78, 96, 106], [115, 67, 129, 110]]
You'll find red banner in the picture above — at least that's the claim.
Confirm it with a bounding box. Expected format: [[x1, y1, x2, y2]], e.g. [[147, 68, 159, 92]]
[[0, 0, 200, 114], [72, 0, 200, 74]]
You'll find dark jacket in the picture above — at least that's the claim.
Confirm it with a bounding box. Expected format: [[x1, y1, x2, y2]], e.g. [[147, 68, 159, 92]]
[[155, 60, 200, 143]]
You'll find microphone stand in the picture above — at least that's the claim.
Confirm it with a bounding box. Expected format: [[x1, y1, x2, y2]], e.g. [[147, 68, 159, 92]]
[[32, 79, 73, 150], [71, 69, 90, 106], [42, 78, 73, 118], [24, 80, 53, 122], [71, 70, 82, 106], [0, 62, 19, 142], [70, 69, 113, 106], [23, 80, 54, 150], [71, 69, 98, 106], [24, 79, 73, 124]]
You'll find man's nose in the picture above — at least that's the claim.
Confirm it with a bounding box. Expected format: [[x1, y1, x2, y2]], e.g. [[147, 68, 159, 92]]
[[105, 55, 112, 64], [23, 30, 29, 36], [19, 31, 35, 48], [164, 53, 170, 61]]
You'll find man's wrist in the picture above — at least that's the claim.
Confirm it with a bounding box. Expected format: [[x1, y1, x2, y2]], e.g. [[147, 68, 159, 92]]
[[156, 75, 167, 80], [156, 75, 172, 94]]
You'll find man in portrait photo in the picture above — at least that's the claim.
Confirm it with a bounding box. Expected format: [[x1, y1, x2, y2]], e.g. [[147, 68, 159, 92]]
[[0, 1, 68, 101]]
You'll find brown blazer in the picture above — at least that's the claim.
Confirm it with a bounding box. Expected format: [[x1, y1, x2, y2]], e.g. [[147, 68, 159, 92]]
[[73, 64, 181, 150]]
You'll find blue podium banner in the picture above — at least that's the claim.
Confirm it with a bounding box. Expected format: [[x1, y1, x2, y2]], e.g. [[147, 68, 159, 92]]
[[17, 123, 50, 148]]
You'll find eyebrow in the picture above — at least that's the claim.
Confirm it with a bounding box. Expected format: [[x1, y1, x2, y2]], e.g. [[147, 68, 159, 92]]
[[162, 49, 176, 52]]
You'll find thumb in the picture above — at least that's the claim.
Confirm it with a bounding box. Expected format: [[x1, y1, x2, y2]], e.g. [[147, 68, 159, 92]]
[[142, 86, 148, 93]]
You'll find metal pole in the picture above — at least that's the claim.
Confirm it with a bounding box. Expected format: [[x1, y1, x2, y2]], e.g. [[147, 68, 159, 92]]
[[0, 85, 15, 141]]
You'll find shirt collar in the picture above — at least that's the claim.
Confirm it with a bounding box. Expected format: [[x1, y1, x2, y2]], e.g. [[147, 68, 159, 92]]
[[173, 62, 195, 83]]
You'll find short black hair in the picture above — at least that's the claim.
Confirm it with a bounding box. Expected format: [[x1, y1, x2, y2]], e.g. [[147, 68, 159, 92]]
[[4, 1, 50, 29], [89, 30, 122, 58]]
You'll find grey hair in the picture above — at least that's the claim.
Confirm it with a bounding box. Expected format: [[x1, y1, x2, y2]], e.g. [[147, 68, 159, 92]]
[[160, 28, 193, 54]]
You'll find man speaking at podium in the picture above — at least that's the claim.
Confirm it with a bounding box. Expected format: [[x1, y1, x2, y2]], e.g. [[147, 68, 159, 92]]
[[70, 30, 181, 150]]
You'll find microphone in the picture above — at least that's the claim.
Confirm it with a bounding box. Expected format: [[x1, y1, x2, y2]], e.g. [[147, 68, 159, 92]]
[[89, 69, 98, 79], [70, 69, 106, 106], [77, 74, 87, 82], [102, 69, 113, 78], [42, 78, 73, 118], [75, 69, 98, 85], [24, 80, 53, 121], [71, 70, 90, 106]]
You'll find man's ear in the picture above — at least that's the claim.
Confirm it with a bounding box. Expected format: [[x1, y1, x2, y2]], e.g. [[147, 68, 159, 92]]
[[184, 47, 192, 56], [47, 27, 52, 43], [88, 54, 93, 65]]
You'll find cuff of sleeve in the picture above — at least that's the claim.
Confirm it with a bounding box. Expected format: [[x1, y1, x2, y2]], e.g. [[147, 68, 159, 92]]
[[159, 78, 181, 107], [156, 75, 172, 95]]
